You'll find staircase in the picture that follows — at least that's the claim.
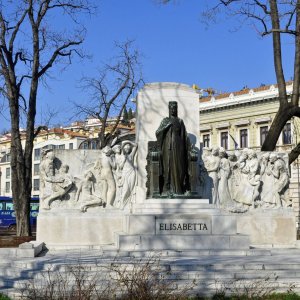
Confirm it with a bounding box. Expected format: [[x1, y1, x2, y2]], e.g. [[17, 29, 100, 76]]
[[1, 248, 300, 298]]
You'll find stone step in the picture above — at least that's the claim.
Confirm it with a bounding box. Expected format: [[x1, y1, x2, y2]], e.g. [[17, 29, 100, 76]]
[[2, 277, 298, 294], [105, 249, 272, 258], [3, 260, 300, 297], [132, 199, 216, 214], [0, 269, 284, 286], [134, 199, 211, 205], [117, 234, 250, 251], [9, 260, 300, 273], [132, 208, 220, 214], [270, 248, 300, 255], [51, 248, 270, 259], [2, 267, 300, 282], [234, 271, 300, 280]]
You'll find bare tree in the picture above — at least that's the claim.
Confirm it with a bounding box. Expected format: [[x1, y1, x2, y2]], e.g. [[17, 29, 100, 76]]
[[162, 0, 300, 164], [0, 0, 93, 236], [74, 40, 143, 148]]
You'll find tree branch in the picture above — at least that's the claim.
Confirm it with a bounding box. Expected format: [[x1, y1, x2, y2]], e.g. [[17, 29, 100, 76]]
[[34, 126, 48, 138], [292, 0, 300, 106], [38, 40, 83, 77], [270, 0, 288, 105], [8, 9, 28, 52]]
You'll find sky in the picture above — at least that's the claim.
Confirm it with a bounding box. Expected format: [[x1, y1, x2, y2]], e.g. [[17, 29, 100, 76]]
[[0, 0, 295, 131]]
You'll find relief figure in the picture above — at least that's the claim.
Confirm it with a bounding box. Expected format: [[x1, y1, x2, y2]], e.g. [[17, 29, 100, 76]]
[[118, 141, 138, 208], [76, 171, 103, 212], [43, 164, 73, 209], [94, 146, 116, 207]]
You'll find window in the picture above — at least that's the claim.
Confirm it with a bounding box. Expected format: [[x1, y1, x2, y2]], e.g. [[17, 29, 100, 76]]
[[58, 144, 65, 149], [203, 134, 210, 147], [33, 179, 40, 191], [83, 142, 88, 149], [34, 164, 40, 176], [260, 126, 269, 146], [5, 182, 10, 193], [91, 141, 97, 149], [282, 123, 291, 145], [220, 132, 228, 150], [6, 168, 10, 179], [240, 129, 248, 148], [30, 203, 39, 210], [1, 153, 11, 163], [6, 202, 13, 210], [34, 148, 41, 160], [69, 143, 73, 149], [0, 202, 4, 210]]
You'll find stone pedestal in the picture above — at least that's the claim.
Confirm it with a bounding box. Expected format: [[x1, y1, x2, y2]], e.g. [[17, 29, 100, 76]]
[[37, 201, 297, 250], [237, 209, 296, 247], [37, 209, 125, 249], [122, 201, 250, 251]]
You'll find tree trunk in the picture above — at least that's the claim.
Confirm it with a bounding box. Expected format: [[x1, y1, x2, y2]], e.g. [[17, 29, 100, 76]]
[[261, 105, 292, 151], [9, 95, 31, 236]]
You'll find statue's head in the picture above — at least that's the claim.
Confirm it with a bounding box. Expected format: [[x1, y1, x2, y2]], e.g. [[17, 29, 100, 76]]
[[212, 146, 219, 156], [112, 144, 121, 154], [168, 101, 178, 117], [84, 170, 93, 179], [219, 147, 226, 158], [61, 164, 69, 173], [123, 142, 132, 154], [247, 149, 256, 159], [269, 153, 278, 163], [46, 150, 55, 160]]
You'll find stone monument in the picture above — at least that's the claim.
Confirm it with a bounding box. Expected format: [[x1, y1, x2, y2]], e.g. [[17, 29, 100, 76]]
[[37, 82, 297, 250]]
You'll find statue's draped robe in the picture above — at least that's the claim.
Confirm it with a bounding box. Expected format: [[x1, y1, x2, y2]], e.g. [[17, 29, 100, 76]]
[[156, 116, 189, 194]]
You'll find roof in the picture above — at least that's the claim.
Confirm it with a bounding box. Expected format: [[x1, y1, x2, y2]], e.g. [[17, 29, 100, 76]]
[[199, 81, 293, 103], [38, 128, 88, 138]]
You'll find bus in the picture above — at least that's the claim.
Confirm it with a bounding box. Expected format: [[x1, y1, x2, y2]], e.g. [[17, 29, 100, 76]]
[[0, 196, 39, 230]]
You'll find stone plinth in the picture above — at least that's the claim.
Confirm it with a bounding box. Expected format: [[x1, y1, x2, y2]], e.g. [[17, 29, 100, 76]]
[[133, 198, 210, 214], [37, 201, 297, 250], [237, 209, 296, 247], [37, 209, 125, 249], [117, 234, 250, 251], [120, 204, 250, 250], [135, 82, 200, 201]]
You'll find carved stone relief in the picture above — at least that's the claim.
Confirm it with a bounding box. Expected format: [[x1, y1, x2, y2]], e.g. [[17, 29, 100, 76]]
[[200, 147, 290, 212], [40, 141, 138, 212]]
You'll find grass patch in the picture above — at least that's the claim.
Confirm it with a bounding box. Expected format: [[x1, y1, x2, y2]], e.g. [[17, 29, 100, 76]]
[[266, 294, 300, 300], [0, 294, 11, 300], [205, 292, 300, 300]]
